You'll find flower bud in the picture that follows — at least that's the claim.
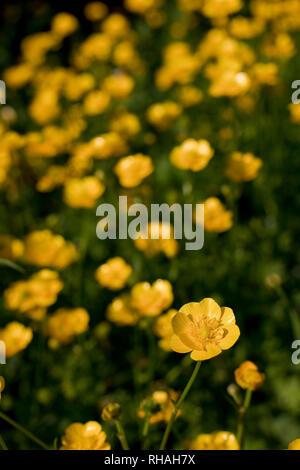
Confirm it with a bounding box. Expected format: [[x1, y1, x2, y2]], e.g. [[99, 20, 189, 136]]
[[101, 403, 122, 421]]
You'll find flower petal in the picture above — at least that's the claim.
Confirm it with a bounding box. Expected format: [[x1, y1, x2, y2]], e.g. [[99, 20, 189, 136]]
[[170, 334, 192, 353], [190, 343, 222, 361], [219, 324, 240, 350], [172, 312, 203, 349], [198, 298, 222, 321], [220, 307, 236, 326]]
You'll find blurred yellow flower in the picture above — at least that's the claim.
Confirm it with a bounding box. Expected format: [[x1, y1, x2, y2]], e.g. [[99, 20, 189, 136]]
[[60, 421, 110, 450], [170, 298, 240, 360], [23, 230, 78, 270], [138, 389, 180, 424], [83, 90, 110, 115], [0, 322, 33, 357], [4, 63, 34, 89], [186, 431, 239, 450], [102, 74, 134, 99], [4, 269, 63, 320], [289, 103, 300, 124], [101, 403, 121, 421], [63, 176, 105, 208], [46, 308, 90, 346], [134, 221, 179, 258], [288, 439, 300, 450], [125, 0, 161, 15], [109, 112, 141, 139], [29, 89, 60, 125], [178, 85, 203, 107], [95, 257, 132, 290], [202, 0, 242, 18], [170, 138, 214, 172], [114, 154, 153, 187], [84, 2, 108, 21], [0, 235, 24, 260], [234, 361, 265, 391], [153, 309, 177, 351], [51, 13, 79, 37], [0, 376, 4, 399], [102, 14, 130, 40], [200, 197, 233, 233], [106, 294, 139, 326], [131, 279, 173, 317], [147, 101, 182, 130], [226, 151, 262, 182]]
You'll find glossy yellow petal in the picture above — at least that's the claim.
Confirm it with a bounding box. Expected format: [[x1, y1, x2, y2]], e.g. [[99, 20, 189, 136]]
[[198, 298, 222, 321], [179, 302, 202, 321], [170, 334, 192, 353], [220, 307, 236, 326], [190, 344, 222, 361], [172, 312, 203, 350], [219, 324, 240, 350]]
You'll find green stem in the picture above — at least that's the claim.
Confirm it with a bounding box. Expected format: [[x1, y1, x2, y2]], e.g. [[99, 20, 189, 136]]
[[0, 411, 50, 450], [114, 419, 130, 450], [276, 286, 300, 339], [236, 389, 252, 449], [159, 361, 202, 450], [141, 412, 150, 450], [0, 433, 8, 450]]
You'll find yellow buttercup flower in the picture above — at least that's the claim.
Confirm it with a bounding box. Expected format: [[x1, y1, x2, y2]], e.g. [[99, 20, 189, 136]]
[[83, 90, 110, 115], [63, 176, 105, 208], [125, 0, 161, 15], [114, 154, 153, 188], [23, 230, 78, 270], [4, 63, 34, 89], [101, 13, 130, 40], [90, 133, 128, 159], [101, 403, 121, 421], [170, 138, 214, 172], [0, 376, 5, 400], [234, 361, 265, 391], [102, 74, 134, 99], [95, 257, 132, 290], [226, 151, 263, 182], [29, 89, 61, 125], [134, 221, 179, 258], [153, 309, 177, 351], [147, 101, 182, 130], [178, 86, 203, 107], [84, 2, 108, 22], [106, 294, 140, 326], [209, 71, 250, 98], [138, 389, 180, 424], [37, 165, 68, 192], [288, 439, 300, 450], [186, 431, 239, 450], [202, 0, 242, 18], [0, 322, 33, 357], [0, 235, 24, 260], [51, 13, 79, 37], [109, 112, 141, 139], [170, 298, 240, 360], [60, 421, 110, 450], [200, 197, 233, 232], [4, 269, 63, 320], [46, 308, 90, 346], [131, 279, 173, 317]]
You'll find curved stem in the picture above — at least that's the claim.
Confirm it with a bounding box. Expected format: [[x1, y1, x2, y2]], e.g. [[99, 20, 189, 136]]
[[114, 419, 130, 450], [0, 410, 50, 450], [0, 433, 8, 450], [236, 389, 252, 449], [159, 361, 202, 450]]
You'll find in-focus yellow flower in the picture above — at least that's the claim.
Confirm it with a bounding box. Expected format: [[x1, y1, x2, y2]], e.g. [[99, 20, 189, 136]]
[[46, 308, 90, 346], [186, 431, 239, 450], [0, 235, 24, 260], [63, 176, 105, 208], [114, 153, 153, 188], [147, 101, 182, 130], [138, 389, 180, 424], [95, 257, 132, 290], [200, 197, 233, 232], [0, 322, 33, 357], [170, 298, 240, 360], [288, 439, 300, 450], [84, 2, 108, 21], [131, 279, 173, 317], [60, 421, 110, 450], [170, 138, 214, 172], [153, 309, 177, 351], [4, 269, 63, 320], [51, 13, 79, 37], [234, 361, 265, 391], [226, 151, 262, 182], [0, 376, 4, 399], [134, 221, 179, 258], [23, 230, 78, 270], [106, 294, 140, 326]]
